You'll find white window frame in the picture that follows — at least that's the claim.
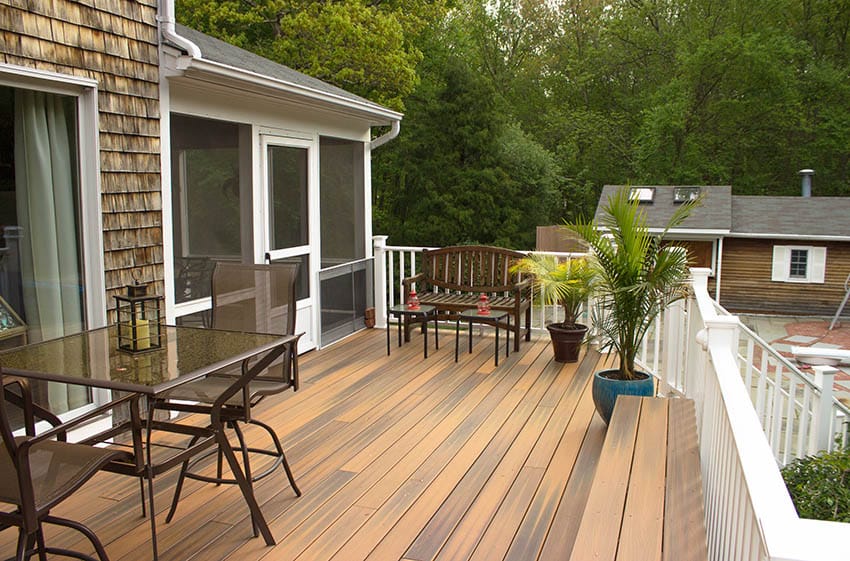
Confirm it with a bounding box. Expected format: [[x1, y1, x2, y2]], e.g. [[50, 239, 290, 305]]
[[0, 64, 106, 330], [0, 64, 111, 436], [771, 245, 826, 284]]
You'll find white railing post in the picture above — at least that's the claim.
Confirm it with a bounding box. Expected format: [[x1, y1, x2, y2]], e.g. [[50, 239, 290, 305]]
[[811, 365, 837, 454], [662, 298, 685, 395], [705, 316, 741, 377], [373, 235, 388, 329], [687, 268, 715, 425]]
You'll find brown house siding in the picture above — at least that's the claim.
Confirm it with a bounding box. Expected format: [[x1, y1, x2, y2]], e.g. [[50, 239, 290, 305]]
[[0, 0, 162, 318], [718, 238, 850, 316]]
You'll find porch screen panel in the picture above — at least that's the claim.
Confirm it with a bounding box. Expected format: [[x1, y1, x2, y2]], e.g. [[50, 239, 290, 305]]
[[318, 137, 369, 345], [171, 114, 248, 304], [268, 145, 308, 250], [319, 137, 365, 268]]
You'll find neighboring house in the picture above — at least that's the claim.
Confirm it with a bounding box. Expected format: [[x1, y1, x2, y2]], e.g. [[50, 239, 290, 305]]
[[0, 1, 401, 414], [594, 184, 850, 317]]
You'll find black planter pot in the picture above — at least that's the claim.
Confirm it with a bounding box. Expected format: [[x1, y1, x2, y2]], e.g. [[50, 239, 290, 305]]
[[591, 369, 655, 424], [546, 323, 588, 363]]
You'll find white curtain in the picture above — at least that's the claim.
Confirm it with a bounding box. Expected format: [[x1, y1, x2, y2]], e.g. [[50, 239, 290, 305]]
[[14, 89, 85, 412]]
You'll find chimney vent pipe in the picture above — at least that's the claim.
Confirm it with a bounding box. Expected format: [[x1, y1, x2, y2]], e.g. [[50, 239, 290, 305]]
[[799, 169, 814, 197]]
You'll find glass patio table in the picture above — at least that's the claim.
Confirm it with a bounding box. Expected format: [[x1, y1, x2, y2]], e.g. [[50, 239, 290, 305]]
[[0, 325, 294, 559]]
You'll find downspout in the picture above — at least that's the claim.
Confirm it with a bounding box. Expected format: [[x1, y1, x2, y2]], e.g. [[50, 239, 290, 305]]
[[159, 0, 201, 59], [715, 236, 724, 303], [370, 120, 400, 150]]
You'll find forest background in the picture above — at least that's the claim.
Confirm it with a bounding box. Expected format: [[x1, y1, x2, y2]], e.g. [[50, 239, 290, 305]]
[[178, 0, 850, 249]]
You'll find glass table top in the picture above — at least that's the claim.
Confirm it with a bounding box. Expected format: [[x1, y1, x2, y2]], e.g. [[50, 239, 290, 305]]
[[0, 325, 289, 395]]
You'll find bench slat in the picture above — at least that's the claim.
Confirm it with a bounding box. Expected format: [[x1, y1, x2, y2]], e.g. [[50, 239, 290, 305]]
[[617, 397, 668, 561], [663, 399, 708, 561], [568, 396, 642, 561]]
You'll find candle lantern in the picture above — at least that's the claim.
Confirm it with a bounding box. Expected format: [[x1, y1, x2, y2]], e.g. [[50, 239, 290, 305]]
[[114, 277, 163, 354]]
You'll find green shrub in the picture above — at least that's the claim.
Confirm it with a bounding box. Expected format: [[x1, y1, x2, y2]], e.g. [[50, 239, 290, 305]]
[[781, 447, 850, 522]]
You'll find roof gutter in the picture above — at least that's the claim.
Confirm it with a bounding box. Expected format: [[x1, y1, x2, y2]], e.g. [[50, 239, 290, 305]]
[[370, 120, 400, 150], [158, 0, 201, 59]]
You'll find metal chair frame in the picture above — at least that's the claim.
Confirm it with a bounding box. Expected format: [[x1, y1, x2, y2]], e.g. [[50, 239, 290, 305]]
[[0, 375, 137, 561], [155, 261, 302, 523]]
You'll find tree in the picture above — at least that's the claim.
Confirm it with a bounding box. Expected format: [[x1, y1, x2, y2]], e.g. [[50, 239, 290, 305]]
[[176, 0, 449, 110], [373, 23, 560, 248]]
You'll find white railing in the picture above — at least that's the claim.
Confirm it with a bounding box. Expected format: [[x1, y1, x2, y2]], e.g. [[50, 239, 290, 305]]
[[657, 270, 850, 463], [679, 268, 850, 561], [372, 236, 588, 330]]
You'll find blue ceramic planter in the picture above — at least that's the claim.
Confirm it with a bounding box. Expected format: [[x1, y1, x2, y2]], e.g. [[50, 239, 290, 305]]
[[591, 369, 655, 424]]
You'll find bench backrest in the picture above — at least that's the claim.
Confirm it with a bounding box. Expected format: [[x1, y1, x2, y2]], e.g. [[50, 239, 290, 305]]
[[422, 245, 526, 293]]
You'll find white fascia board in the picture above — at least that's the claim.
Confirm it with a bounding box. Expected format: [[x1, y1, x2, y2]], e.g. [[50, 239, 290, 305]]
[[597, 226, 730, 238], [183, 58, 403, 125], [728, 232, 850, 242], [651, 228, 730, 238]]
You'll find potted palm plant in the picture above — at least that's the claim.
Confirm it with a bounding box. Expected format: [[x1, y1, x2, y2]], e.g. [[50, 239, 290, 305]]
[[568, 187, 696, 423], [511, 255, 595, 362]]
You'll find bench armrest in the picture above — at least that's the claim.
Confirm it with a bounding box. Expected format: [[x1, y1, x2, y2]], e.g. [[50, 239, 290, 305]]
[[512, 278, 532, 297], [402, 273, 426, 292]]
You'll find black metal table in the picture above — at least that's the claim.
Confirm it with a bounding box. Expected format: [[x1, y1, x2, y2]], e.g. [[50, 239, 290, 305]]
[[455, 309, 510, 366], [387, 304, 438, 358], [0, 325, 294, 560]]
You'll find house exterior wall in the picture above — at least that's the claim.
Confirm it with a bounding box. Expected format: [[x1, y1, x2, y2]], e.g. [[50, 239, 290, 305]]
[[0, 0, 163, 316], [718, 237, 850, 316]]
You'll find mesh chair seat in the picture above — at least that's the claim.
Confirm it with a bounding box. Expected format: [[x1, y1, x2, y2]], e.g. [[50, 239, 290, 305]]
[[0, 437, 132, 512], [161, 373, 292, 408]]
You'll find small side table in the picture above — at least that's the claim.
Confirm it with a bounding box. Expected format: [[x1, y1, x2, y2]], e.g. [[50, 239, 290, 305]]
[[455, 309, 510, 366], [387, 304, 439, 358]]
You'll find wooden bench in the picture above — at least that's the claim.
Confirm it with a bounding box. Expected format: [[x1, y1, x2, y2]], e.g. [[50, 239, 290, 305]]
[[569, 396, 708, 561], [402, 245, 532, 351]]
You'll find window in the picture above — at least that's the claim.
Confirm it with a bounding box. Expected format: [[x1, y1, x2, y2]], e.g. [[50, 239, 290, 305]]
[[789, 249, 808, 279], [629, 187, 655, 203], [0, 75, 102, 418], [0, 86, 84, 342], [674, 187, 700, 203], [772, 246, 826, 283]]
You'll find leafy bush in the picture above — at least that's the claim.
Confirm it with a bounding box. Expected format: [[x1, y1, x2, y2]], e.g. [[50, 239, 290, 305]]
[[781, 447, 850, 522]]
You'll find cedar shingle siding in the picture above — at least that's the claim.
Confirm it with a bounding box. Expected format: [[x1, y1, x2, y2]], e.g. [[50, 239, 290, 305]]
[[0, 0, 162, 314]]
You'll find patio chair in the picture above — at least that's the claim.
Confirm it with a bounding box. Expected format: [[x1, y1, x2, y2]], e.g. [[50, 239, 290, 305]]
[[155, 261, 302, 523], [0, 375, 136, 561]]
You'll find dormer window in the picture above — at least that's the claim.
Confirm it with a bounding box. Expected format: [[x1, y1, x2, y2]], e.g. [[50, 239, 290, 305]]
[[674, 187, 700, 203], [629, 187, 655, 203]]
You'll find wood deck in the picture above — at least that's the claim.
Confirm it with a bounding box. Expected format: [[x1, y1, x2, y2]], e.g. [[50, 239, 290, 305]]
[[2, 327, 613, 561]]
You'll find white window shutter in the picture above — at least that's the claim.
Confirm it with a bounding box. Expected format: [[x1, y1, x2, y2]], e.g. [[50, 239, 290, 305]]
[[771, 246, 788, 281], [810, 247, 827, 283]]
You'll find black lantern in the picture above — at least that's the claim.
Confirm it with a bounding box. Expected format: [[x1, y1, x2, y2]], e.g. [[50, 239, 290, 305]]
[[114, 277, 163, 354]]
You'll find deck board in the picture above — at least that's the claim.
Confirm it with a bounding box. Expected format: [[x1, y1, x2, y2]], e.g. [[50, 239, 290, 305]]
[[1, 328, 680, 561]]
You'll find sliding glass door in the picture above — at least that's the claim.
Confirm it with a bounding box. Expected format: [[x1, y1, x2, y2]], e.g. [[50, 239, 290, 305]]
[[0, 85, 91, 415]]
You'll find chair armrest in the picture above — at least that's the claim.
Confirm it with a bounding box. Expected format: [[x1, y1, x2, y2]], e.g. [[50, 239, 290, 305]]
[[3, 380, 64, 438], [20, 392, 140, 448], [0, 374, 141, 459], [211, 334, 301, 424]]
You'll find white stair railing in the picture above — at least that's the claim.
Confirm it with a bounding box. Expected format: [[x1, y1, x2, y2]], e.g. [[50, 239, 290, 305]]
[[686, 268, 850, 561]]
